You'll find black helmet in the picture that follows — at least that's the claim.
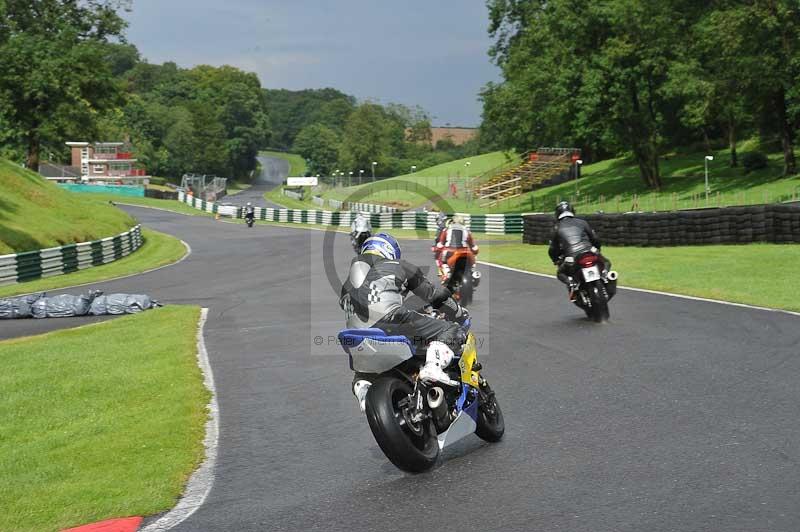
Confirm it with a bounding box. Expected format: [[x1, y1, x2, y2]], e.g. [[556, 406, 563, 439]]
[[555, 201, 575, 220]]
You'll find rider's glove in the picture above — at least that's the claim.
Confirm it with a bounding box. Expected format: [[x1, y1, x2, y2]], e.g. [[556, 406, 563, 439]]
[[455, 305, 470, 326]]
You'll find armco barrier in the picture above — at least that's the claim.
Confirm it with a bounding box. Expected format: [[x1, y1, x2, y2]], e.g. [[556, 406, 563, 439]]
[[523, 204, 800, 246], [178, 191, 523, 234], [0, 225, 143, 286]]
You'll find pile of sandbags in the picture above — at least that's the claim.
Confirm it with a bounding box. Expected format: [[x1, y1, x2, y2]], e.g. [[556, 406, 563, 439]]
[[0, 290, 161, 319]]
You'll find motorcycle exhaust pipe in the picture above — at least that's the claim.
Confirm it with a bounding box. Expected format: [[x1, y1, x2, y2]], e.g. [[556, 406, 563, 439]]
[[607, 270, 618, 281], [427, 386, 451, 431]]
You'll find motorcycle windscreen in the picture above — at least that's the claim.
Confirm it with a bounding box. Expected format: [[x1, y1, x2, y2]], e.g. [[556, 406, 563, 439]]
[[348, 337, 415, 373]]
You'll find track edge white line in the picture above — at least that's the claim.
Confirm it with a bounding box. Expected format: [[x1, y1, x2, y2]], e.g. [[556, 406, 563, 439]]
[[141, 307, 219, 531], [477, 260, 800, 318]]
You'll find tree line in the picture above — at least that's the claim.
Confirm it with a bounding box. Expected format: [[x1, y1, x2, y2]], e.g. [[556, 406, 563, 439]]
[[0, 0, 269, 180], [480, 0, 800, 188], [265, 88, 482, 181], [0, 0, 483, 183]]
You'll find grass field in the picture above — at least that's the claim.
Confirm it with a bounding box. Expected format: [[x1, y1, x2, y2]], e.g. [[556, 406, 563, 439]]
[[279, 142, 800, 215], [507, 144, 800, 215], [0, 306, 209, 532], [482, 243, 800, 312], [85, 195, 213, 217], [259, 150, 307, 177], [0, 228, 187, 298], [319, 151, 514, 210], [263, 186, 305, 209], [0, 160, 135, 254]]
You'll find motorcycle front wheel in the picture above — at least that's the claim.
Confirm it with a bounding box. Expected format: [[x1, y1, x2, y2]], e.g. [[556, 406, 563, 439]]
[[475, 379, 504, 442], [365, 377, 439, 472]]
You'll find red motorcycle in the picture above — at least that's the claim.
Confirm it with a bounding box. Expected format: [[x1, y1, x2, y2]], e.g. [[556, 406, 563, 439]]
[[436, 246, 481, 307]]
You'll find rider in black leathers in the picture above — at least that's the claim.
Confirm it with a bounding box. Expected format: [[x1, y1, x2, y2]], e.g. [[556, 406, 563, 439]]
[[548, 201, 609, 297]]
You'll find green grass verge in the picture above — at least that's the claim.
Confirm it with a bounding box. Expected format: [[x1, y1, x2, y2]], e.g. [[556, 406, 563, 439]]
[[482, 243, 800, 312], [263, 186, 304, 209], [83, 195, 213, 217], [0, 228, 187, 298], [318, 151, 514, 210], [0, 306, 209, 532], [259, 150, 307, 177], [226, 181, 252, 195], [510, 145, 800, 215], [0, 159, 135, 254]]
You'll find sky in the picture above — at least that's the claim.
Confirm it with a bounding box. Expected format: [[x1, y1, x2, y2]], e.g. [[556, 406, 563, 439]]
[[123, 0, 500, 127]]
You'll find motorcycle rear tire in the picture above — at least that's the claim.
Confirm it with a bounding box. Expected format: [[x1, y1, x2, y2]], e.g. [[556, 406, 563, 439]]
[[458, 273, 474, 307], [365, 377, 439, 473], [589, 281, 610, 322]]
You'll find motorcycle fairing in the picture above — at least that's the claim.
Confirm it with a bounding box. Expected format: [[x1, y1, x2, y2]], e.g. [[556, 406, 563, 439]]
[[338, 328, 415, 373], [458, 333, 480, 387], [437, 399, 479, 449]]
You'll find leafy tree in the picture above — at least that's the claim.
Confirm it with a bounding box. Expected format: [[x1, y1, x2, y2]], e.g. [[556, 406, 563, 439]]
[[0, 0, 129, 171], [263, 88, 355, 149], [292, 123, 340, 177], [338, 103, 405, 176]]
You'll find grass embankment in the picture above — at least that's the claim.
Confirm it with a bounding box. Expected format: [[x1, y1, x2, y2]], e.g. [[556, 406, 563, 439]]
[[0, 228, 186, 298], [263, 186, 304, 209], [290, 143, 800, 215], [259, 150, 307, 177], [0, 160, 135, 254], [319, 151, 513, 210], [482, 243, 800, 312], [86, 194, 212, 217], [0, 306, 209, 532], [514, 143, 800, 215]]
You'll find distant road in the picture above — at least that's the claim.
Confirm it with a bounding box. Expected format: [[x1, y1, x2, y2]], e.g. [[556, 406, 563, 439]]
[[222, 155, 289, 209]]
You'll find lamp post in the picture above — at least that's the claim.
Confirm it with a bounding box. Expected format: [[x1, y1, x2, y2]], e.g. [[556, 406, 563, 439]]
[[371, 161, 377, 181], [704, 155, 714, 203], [575, 159, 583, 195], [349, 171, 353, 187], [359, 169, 364, 185], [411, 165, 417, 173]]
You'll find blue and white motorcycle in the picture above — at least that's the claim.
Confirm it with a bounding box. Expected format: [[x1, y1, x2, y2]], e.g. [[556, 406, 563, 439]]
[[338, 319, 504, 472]]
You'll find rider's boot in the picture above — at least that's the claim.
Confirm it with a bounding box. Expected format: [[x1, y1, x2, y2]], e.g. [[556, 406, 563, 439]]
[[353, 380, 371, 412], [419, 342, 459, 387]]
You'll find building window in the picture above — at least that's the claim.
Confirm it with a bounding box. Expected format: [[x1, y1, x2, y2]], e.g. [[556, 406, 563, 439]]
[[93, 164, 105, 173]]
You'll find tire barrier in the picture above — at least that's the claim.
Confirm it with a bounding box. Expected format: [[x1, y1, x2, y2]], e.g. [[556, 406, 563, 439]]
[[177, 191, 523, 234], [523, 204, 800, 246], [0, 225, 143, 286], [145, 189, 179, 200], [282, 189, 302, 200]]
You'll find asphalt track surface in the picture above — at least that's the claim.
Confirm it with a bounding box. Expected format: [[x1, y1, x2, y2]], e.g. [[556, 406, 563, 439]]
[[4, 207, 800, 531], [221, 155, 288, 209]]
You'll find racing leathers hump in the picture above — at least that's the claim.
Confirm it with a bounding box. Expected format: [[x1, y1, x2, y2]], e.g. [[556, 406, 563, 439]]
[[548, 216, 601, 262], [340, 253, 456, 329]]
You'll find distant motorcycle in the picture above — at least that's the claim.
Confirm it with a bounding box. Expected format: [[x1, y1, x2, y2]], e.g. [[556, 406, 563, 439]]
[[563, 250, 618, 322], [245, 215, 255, 228], [338, 316, 503, 472], [437, 246, 481, 307]]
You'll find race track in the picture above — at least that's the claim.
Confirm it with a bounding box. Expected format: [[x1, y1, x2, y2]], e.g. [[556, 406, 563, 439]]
[[6, 206, 800, 531], [222, 154, 289, 209]]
